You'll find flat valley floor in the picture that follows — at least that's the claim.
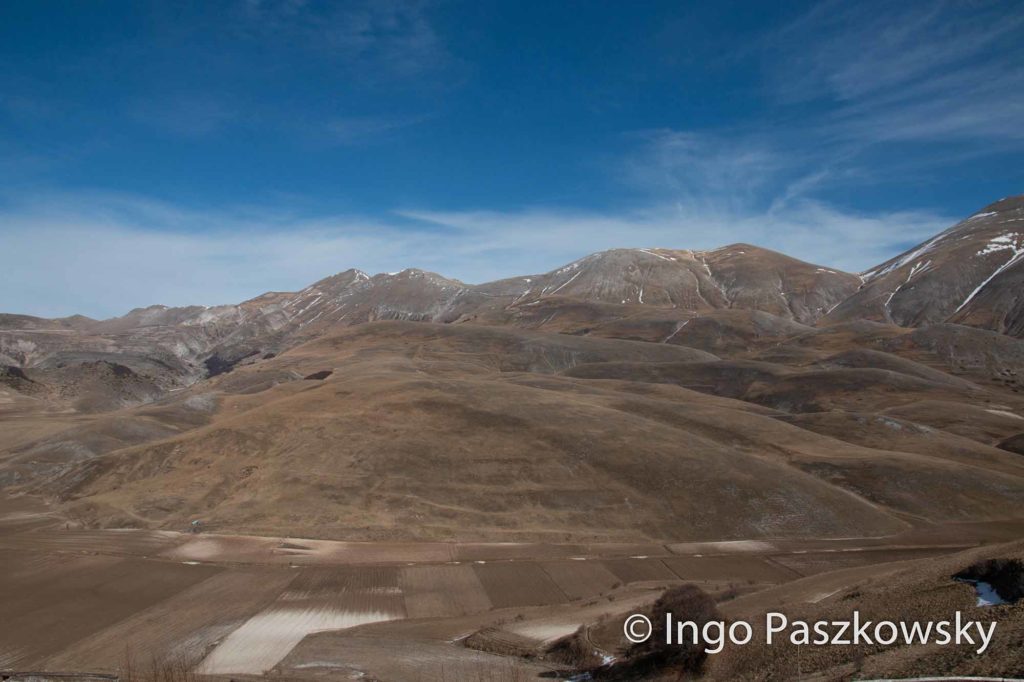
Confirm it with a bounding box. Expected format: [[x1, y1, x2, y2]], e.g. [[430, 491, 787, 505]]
[[3, 495, 1022, 681]]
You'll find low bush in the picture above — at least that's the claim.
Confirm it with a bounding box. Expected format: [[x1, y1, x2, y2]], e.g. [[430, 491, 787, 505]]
[[594, 584, 722, 680]]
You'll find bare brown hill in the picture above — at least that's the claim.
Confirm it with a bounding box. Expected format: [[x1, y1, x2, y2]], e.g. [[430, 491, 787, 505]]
[[0, 321, 1019, 545]]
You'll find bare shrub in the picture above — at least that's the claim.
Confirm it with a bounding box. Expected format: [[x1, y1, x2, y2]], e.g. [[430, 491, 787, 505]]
[[436, 658, 535, 682], [545, 625, 603, 668], [119, 648, 199, 682], [954, 558, 1024, 602], [595, 584, 722, 680], [717, 582, 740, 602]]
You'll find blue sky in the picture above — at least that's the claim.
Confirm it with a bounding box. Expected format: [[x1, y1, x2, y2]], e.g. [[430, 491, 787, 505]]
[[2, 0, 1023, 318]]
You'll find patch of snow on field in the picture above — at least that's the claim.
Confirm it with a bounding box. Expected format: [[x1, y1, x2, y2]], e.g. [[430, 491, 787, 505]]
[[671, 540, 776, 554], [713, 540, 777, 552], [197, 607, 401, 674], [170, 537, 227, 560], [507, 620, 582, 643]]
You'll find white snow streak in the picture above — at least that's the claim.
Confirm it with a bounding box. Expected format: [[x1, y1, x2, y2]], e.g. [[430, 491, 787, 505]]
[[955, 241, 1024, 313], [547, 270, 582, 296], [863, 232, 947, 282], [638, 248, 673, 262], [968, 211, 998, 221], [883, 260, 930, 310], [663, 319, 689, 343]]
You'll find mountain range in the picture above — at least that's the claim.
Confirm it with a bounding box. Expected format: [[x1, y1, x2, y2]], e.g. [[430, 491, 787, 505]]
[[1, 195, 1023, 542]]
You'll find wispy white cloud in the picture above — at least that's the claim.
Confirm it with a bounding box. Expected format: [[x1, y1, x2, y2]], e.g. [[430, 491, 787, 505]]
[[0, 192, 404, 318], [606, 1, 1024, 242], [764, 0, 1024, 145], [621, 130, 793, 208], [0, 189, 953, 318]]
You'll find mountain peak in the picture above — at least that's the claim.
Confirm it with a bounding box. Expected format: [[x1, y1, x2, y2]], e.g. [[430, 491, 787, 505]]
[[825, 196, 1024, 331], [976, 193, 1024, 215]]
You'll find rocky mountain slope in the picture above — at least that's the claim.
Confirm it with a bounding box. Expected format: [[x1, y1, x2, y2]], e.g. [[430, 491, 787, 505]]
[[824, 195, 1024, 333], [479, 245, 858, 323]]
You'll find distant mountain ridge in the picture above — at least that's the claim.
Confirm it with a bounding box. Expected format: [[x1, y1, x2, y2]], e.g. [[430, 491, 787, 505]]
[[1, 195, 1022, 404]]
